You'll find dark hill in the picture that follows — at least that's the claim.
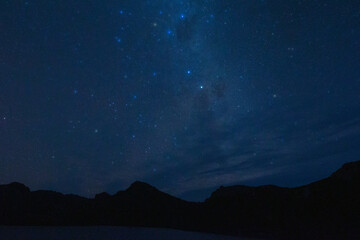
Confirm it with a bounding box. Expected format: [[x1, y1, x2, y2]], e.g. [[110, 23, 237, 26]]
[[1, 160, 359, 239]]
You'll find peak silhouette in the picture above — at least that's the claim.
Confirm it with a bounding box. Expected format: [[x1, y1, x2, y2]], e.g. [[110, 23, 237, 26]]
[[330, 160, 360, 181], [127, 181, 157, 192], [2, 182, 30, 192], [0, 160, 359, 239]]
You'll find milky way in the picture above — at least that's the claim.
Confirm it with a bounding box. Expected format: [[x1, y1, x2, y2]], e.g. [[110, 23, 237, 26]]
[[0, 0, 360, 200]]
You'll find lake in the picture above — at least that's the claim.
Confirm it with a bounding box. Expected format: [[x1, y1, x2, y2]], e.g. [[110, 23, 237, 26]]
[[0, 226, 251, 240]]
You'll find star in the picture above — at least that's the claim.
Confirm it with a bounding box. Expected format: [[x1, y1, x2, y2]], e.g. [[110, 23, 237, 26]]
[[115, 36, 121, 43]]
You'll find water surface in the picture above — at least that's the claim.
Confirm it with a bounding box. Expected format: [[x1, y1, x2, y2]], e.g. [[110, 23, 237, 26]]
[[0, 226, 249, 240]]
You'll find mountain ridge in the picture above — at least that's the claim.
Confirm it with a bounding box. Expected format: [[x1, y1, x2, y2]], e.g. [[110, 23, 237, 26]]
[[0, 160, 359, 239]]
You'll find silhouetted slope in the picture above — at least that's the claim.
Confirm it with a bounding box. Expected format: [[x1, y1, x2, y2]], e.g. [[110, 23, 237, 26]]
[[94, 181, 199, 229], [0, 161, 359, 239], [204, 161, 360, 238]]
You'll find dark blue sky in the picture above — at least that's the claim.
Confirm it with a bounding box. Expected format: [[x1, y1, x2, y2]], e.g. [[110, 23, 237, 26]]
[[0, 0, 359, 201]]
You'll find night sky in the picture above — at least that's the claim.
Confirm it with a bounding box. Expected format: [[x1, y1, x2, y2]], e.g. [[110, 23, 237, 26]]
[[1, 0, 359, 201]]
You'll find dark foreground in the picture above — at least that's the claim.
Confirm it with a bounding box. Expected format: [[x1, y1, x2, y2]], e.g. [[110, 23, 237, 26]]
[[0, 161, 359, 239], [0, 226, 243, 240]]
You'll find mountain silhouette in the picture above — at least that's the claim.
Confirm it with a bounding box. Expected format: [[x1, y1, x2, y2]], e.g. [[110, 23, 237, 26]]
[[0, 161, 359, 239]]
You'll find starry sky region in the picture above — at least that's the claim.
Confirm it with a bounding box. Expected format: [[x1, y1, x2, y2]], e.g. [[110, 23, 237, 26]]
[[0, 0, 360, 201]]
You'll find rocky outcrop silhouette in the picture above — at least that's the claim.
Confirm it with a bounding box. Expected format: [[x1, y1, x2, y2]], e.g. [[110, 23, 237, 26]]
[[1, 161, 359, 239]]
